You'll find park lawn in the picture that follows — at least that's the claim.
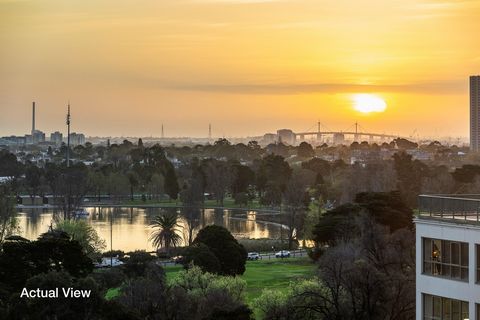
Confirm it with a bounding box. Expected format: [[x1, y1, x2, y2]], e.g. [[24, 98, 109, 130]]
[[164, 257, 317, 303], [242, 257, 316, 303], [106, 258, 316, 303], [105, 287, 121, 300]]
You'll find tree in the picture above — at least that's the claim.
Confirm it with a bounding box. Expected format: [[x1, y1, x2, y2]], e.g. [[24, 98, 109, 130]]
[[313, 191, 413, 245], [0, 234, 93, 293], [314, 217, 415, 320], [394, 138, 418, 150], [255, 217, 415, 320], [24, 164, 43, 202], [55, 219, 106, 261], [148, 173, 164, 200], [182, 243, 222, 274], [122, 251, 156, 278], [150, 213, 182, 255], [118, 262, 167, 318], [54, 163, 93, 219], [297, 142, 314, 158], [8, 271, 104, 320], [231, 163, 255, 197], [193, 225, 247, 276], [393, 152, 428, 207], [203, 159, 233, 206], [0, 150, 23, 190], [282, 169, 313, 249], [164, 164, 180, 200], [0, 185, 18, 246], [257, 154, 292, 193], [167, 266, 250, 320], [127, 171, 140, 201]]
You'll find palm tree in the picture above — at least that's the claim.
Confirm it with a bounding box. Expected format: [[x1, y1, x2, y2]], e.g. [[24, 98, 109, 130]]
[[149, 213, 182, 256]]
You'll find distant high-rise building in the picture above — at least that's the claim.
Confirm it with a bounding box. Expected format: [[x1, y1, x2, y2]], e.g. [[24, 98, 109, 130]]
[[50, 131, 63, 146], [31, 130, 45, 144], [277, 129, 296, 145], [470, 75, 480, 151], [70, 132, 85, 146]]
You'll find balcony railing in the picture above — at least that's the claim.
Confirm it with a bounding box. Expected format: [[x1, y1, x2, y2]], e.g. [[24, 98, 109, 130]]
[[418, 194, 480, 224]]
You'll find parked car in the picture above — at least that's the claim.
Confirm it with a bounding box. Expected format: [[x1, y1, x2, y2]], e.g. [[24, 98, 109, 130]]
[[275, 250, 290, 258], [247, 252, 260, 260]]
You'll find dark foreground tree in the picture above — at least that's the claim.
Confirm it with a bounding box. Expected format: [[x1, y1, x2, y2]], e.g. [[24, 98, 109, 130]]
[[192, 225, 247, 276], [313, 191, 413, 244], [182, 243, 221, 274], [0, 233, 93, 293]]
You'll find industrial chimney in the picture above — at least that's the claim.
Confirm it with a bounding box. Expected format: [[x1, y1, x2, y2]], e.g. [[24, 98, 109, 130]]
[[32, 101, 36, 135]]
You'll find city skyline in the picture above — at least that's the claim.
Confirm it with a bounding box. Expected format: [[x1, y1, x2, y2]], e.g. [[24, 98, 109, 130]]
[[1, 0, 480, 138]]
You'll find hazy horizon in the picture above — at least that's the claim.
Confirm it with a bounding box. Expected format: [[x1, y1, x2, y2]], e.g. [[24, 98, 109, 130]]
[[1, 0, 479, 138]]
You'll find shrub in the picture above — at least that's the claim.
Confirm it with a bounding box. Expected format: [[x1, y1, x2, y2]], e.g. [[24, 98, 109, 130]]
[[92, 267, 126, 290], [122, 250, 155, 278]]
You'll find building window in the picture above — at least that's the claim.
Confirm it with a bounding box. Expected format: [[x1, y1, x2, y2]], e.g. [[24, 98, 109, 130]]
[[423, 238, 468, 281], [423, 294, 468, 320], [477, 245, 480, 283]]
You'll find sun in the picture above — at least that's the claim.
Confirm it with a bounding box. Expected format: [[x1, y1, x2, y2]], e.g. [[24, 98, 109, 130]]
[[352, 94, 387, 113]]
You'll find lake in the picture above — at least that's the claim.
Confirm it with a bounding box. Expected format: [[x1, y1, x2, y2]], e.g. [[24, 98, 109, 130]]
[[16, 207, 286, 252]]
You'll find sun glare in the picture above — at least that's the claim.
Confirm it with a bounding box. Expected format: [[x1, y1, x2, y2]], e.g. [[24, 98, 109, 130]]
[[352, 94, 387, 113]]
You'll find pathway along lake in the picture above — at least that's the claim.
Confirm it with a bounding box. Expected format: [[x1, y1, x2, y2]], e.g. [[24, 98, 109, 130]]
[[16, 207, 286, 252]]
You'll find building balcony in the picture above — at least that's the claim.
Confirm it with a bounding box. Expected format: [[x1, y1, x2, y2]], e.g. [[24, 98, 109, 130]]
[[418, 194, 480, 225]]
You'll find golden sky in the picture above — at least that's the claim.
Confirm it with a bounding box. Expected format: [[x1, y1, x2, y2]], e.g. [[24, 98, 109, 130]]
[[1, 0, 479, 139]]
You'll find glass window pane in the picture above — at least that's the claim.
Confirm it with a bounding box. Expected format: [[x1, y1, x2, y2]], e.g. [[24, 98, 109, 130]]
[[424, 238, 432, 260], [452, 300, 460, 320], [424, 294, 433, 318], [477, 245, 480, 267], [424, 261, 432, 274], [461, 267, 468, 281], [461, 301, 469, 320], [433, 296, 442, 318], [442, 265, 451, 277], [452, 242, 460, 264], [443, 298, 451, 319], [433, 240, 442, 262], [443, 241, 451, 264], [461, 243, 468, 266], [452, 266, 460, 279]]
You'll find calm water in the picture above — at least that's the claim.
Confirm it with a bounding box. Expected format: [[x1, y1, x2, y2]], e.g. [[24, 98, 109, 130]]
[[16, 207, 285, 252]]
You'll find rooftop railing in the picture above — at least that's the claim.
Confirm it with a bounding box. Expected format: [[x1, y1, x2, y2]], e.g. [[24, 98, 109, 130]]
[[418, 194, 480, 224]]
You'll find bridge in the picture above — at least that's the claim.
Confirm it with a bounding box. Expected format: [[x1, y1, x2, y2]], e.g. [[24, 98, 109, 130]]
[[294, 131, 400, 141], [262, 122, 407, 145]]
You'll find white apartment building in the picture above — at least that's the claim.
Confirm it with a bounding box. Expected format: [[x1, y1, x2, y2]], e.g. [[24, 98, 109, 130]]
[[416, 194, 480, 320]]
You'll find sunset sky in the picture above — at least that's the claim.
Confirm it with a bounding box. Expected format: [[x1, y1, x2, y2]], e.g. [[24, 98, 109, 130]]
[[1, 0, 479, 139]]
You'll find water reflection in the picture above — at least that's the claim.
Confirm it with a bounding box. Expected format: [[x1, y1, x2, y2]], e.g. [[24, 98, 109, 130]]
[[16, 207, 284, 252]]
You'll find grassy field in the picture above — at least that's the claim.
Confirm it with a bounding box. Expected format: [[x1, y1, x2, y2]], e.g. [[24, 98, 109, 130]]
[[164, 257, 317, 303], [106, 257, 316, 304]]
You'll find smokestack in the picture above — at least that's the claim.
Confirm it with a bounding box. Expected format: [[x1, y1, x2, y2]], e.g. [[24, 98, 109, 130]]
[[32, 101, 36, 135]]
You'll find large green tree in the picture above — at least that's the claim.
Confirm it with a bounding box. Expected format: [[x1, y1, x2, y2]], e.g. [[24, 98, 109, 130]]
[[192, 225, 247, 276]]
